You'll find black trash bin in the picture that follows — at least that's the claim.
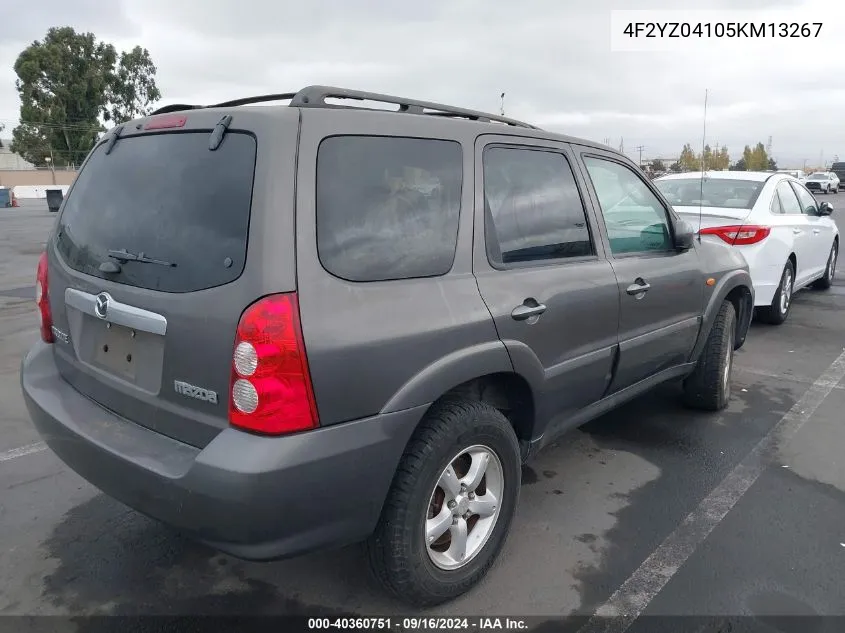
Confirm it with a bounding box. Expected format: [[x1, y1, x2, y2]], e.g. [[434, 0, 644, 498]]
[[46, 189, 63, 213]]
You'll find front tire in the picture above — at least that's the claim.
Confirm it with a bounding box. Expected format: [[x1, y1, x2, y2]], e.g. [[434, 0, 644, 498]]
[[757, 260, 795, 325], [812, 240, 838, 290], [367, 399, 521, 607], [683, 300, 736, 411]]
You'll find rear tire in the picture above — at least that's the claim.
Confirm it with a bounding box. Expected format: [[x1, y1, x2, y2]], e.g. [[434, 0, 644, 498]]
[[812, 241, 838, 290], [367, 399, 521, 607], [683, 300, 736, 411], [757, 260, 795, 325]]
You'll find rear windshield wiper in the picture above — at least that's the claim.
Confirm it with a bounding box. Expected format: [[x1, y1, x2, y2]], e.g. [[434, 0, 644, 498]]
[[108, 248, 175, 267]]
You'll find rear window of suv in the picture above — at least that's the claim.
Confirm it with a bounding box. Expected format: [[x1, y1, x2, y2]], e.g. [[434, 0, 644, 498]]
[[55, 131, 257, 293], [316, 135, 462, 282]]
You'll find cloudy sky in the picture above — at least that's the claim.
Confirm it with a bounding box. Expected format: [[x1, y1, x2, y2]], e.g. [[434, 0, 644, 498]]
[[1, 0, 843, 168]]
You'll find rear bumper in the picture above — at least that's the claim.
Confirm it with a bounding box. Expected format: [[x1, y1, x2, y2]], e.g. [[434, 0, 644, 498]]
[[20, 341, 426, 561]]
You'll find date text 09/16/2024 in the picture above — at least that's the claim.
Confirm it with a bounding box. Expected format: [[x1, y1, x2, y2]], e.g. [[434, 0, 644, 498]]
[[307, 617, 529, 631]]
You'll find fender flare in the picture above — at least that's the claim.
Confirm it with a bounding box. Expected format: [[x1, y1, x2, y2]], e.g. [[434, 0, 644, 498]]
[[690, 269, 754, 361], [380, 340, 520, 414]]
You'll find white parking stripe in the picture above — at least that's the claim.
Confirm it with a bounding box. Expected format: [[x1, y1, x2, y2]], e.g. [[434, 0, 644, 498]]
[[578, 348, 845, 633], [0, 442, 47, 463]]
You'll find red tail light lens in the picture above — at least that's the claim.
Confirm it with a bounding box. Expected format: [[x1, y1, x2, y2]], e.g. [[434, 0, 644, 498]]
[[699, 224, 771, 246], [36, 252, 54, 343], [228, 293, 319, 435]]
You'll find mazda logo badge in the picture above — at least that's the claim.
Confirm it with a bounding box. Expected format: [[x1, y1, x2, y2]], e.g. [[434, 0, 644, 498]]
[[94, 292, 111, 320]]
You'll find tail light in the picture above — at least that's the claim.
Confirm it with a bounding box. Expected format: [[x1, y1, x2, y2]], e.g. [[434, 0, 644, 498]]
[[36, 252, 54, 343], [11, 196, 19, 207], [699, 225, 771, 246], [228, 293, 319, 435]]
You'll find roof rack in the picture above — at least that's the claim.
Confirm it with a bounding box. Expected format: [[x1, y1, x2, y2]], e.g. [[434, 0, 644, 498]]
[[288, 85, 539, 129], [148, 85, 539, 129]]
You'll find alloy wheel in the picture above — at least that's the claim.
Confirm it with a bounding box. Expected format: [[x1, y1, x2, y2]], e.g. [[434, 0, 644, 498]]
[[425, 445, 504, 570], [780, 268, 793, 314]]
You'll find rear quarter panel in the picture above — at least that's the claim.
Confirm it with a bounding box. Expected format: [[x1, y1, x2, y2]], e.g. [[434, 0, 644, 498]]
[[294, 109, 511, 426]]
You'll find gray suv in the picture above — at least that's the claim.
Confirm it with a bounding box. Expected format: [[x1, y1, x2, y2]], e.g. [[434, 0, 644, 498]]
[[21, 86, 754, 606]]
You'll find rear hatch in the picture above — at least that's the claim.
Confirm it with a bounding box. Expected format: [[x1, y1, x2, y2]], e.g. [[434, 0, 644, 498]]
[[46, 108, 298, 448]]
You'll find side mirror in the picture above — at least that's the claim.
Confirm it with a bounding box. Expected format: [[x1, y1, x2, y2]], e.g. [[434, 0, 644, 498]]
[[673, 219, 696, 250], [819, 201, 834, 216]]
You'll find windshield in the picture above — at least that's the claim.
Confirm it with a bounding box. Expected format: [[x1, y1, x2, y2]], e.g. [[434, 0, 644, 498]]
[[654, 178, 765, 209], [56, 131, 257, 293], [809, 173, 827, 180]]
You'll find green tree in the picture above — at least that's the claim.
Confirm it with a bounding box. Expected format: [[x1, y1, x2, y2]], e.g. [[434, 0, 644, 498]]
[[651, 158, 665, 172], [767, 157, 778, 171], [700, 144, 714, 170], [669, 161, 682, 173], [750, 142, 768, 170], [108, 46, 161, 123], [730, 157, 747, 171], [678, 143, 699, 171], [10, 27, 160, 167], [712, 145, 730, 171]]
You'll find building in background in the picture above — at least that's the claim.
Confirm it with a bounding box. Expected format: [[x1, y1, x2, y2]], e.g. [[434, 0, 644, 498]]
[[0, 138, 35, 170], [0, 138, 76, 191]]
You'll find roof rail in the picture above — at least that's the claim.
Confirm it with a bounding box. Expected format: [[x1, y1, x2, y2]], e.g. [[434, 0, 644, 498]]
[[147, 85, 540, 129], [149, 103, 202, 115], [289, 85, 539, 129], [211, 93, 297, 108]]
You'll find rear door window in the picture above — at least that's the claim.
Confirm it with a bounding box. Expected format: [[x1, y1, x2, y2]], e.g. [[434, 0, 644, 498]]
[[316, 136, 462, 282], [776, 181, 803, 215], [56, 131, 257, 293]]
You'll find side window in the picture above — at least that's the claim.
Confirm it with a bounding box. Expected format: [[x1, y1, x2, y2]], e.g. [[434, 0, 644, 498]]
[[316, 136, 462, 282], [583, 156, 673, 255], [790, 182, 818, 216], [482, 147, 593, 265], [770, 189, 784, 214], [776, 181, 802, 215]]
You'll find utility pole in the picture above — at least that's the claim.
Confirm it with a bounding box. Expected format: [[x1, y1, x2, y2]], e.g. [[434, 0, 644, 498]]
[[500, 92, 505, 116], [635, 145, 645, 167]]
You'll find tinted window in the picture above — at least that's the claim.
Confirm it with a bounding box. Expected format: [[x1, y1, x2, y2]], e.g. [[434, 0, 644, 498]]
[[584, 157, 673, 255], [791, 182, 819, 215], [776, 181, 802, 214], [316, 136, 462, 282], [0, 190, 9, 206], [482, 147, 592, 265], [655, 177, 764, 210], [56, 132, 256, 293]]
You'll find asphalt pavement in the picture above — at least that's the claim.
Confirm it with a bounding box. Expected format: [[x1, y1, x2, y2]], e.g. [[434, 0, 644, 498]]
[[1, 196, 845, 630]]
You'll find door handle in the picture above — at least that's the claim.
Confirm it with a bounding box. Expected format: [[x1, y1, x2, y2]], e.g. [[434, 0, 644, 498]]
[[813, 229, 821, 234], [793, 229, 803, 235], [511, 301, 547, 321], [626, 281, 651, 295]]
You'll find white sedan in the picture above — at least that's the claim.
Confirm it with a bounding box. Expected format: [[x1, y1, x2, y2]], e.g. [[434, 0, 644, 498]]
[[804, 171, 840, 195], [655, 171, 839, 325]]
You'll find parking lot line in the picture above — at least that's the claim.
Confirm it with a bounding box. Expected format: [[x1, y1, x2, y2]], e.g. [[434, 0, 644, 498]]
[[577, 348, 845, 633], [0, 442, 46, 463]]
